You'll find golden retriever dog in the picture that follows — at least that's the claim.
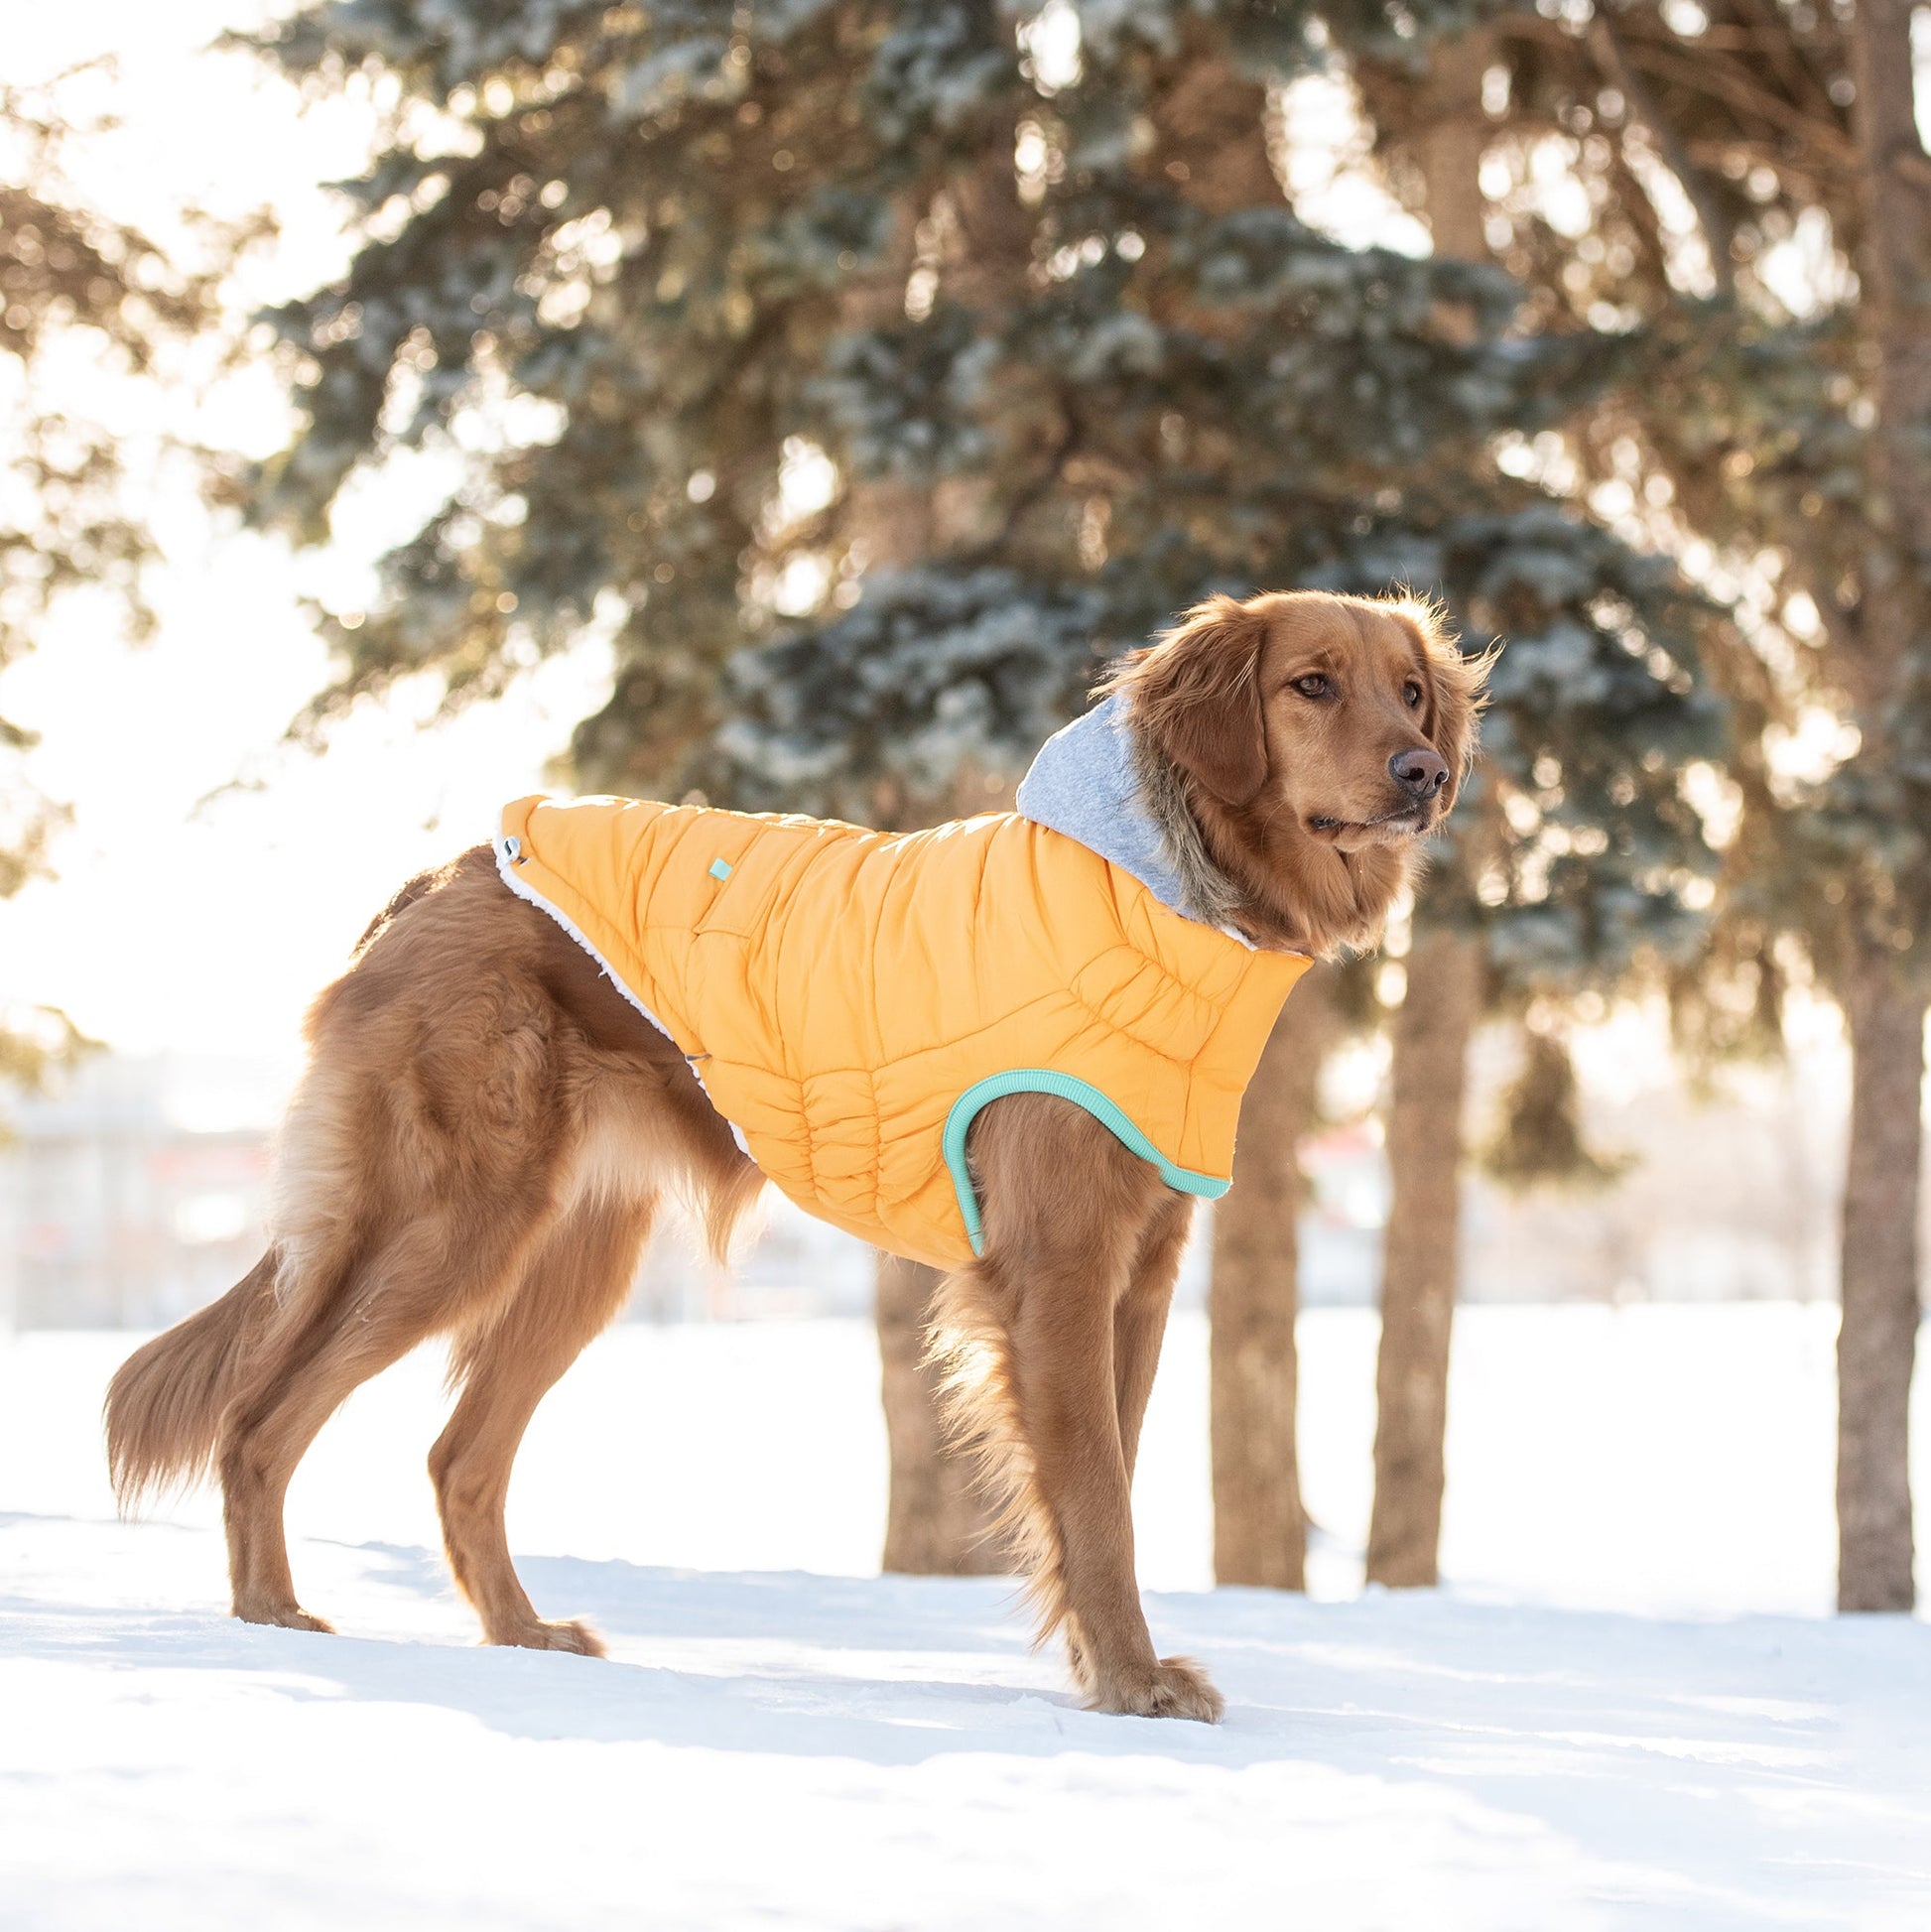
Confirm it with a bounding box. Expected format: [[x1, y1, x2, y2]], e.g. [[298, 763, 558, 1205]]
[[106, 588, 1482, 1722]]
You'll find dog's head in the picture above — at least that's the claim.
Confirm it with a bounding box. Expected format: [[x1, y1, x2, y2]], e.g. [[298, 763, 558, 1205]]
[[1106, 589, 1488, 950]]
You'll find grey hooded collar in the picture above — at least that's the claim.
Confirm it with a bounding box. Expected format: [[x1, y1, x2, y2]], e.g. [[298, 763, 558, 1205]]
[[1014, 695, 1252, 944]]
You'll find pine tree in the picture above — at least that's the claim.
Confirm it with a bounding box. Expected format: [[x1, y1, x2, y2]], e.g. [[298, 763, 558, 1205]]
[[246, 1, 1724, 1582], [1354, 0, 1926, 1607], [246, 2, 1027, 781], [716, 8, 1728, 1593], [1347, 26, 1729, 1588]]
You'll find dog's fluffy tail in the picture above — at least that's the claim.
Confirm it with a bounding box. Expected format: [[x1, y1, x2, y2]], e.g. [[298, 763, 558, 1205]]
[[104, 1249, 277, 1512]]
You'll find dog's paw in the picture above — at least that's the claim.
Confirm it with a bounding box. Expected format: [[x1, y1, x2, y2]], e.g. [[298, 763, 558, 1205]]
[[1087, 1653, 1224, 1723], [235, 1602, 335, 1635], [490, 1616, 607, 1658]]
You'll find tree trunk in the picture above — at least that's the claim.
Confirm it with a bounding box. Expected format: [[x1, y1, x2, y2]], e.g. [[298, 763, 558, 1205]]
[[873, 747, 1019, 1574], [1834, 0, 1931, 1613], [1847, 0, 1931, 636], [1361, 34, 1493, 1593], [1147, 55, 1280, 217], [1137, 41, 1338, 1594], [877, 1251, 1003, 1574], [1211, 967, 1336, 1588], [841, 213, 976, 1574], [1366, 927, 1483, 1587], [1836, 959, 1923, 1610], [848, 157, 1037, 1573], [1411, 30, 1494, 261]]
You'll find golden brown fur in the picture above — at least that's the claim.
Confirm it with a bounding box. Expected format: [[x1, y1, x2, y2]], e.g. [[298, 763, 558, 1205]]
[[1103, 588, 1486, 957], [104, 588, 1481, 1715]]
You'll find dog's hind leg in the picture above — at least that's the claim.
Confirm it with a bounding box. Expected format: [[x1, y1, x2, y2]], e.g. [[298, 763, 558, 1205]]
[[431, 1192, 657, 1655], [217, 1301, 427, 1632], [218, 1197, 554, 1632]]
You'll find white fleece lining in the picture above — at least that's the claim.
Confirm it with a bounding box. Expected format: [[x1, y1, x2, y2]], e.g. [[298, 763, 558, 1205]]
[[494, 831, 753, 1157]]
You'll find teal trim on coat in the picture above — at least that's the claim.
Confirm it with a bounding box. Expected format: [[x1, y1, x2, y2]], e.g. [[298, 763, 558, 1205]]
[[941, 1069, 1232, 1257]]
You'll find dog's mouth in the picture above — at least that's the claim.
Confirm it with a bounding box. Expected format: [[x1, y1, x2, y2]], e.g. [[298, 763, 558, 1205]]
[[1307, 804, 1431, 842]]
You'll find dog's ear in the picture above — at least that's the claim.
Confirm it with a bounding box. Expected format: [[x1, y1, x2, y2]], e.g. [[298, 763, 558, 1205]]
[[1105, 594, 1271, 807], [1392, 599, 1490, 814]]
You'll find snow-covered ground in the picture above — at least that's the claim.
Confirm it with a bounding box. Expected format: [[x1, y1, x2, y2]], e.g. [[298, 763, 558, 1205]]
[[3, 1306, 1928, 1929]]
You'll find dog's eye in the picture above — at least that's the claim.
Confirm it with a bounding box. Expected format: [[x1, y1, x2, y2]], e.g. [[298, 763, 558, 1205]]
[[1292, 673, 1333, 700], [1403, 681, 1423, 708]]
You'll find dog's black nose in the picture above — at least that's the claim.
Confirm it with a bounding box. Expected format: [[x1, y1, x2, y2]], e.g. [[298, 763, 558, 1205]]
[[1389, 747, 1449, 801]]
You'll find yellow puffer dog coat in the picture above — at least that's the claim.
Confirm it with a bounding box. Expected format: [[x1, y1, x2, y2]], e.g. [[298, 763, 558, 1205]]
[[496, 698, 1310, 1270]]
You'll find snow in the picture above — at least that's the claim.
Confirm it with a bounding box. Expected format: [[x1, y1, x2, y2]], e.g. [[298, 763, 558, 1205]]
[[3, 1306, 1929, 1929]]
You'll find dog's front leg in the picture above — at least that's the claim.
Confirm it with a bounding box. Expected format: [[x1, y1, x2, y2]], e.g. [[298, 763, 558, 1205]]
[[956, 1096, 1223, 1722]]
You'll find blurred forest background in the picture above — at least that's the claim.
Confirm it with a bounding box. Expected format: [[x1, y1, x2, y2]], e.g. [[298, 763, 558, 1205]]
[[1, 0, 1927, 1614]]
